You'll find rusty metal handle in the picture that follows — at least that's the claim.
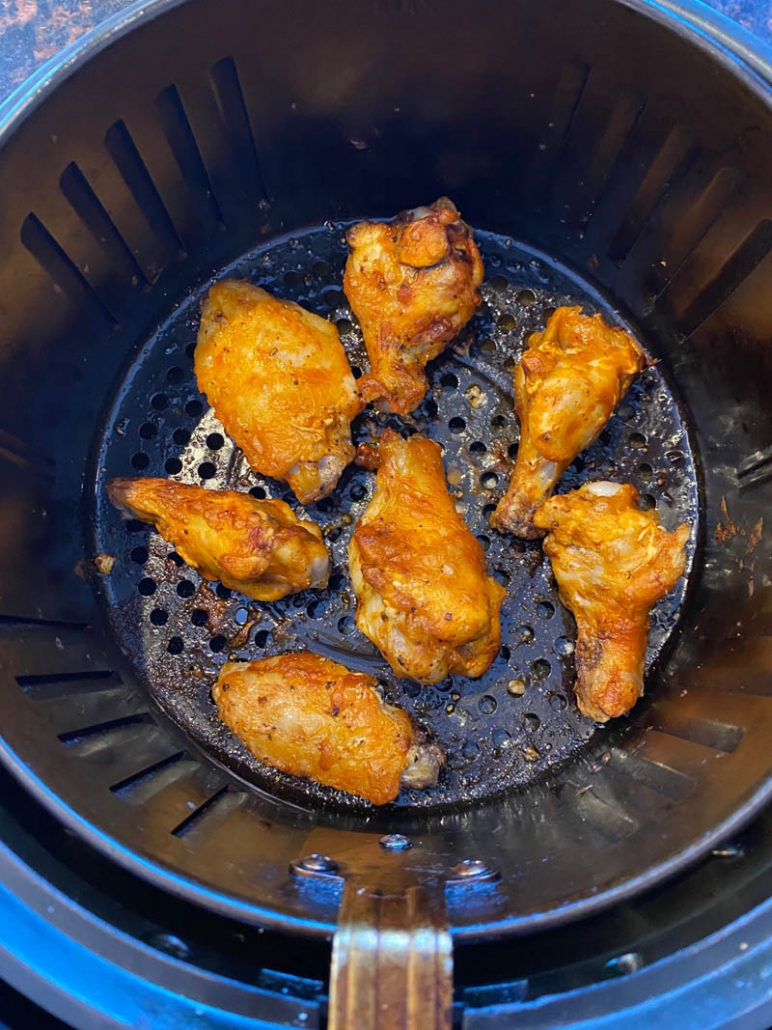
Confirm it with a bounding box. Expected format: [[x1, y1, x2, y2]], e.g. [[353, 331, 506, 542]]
[[329, 883, 453, 1030]]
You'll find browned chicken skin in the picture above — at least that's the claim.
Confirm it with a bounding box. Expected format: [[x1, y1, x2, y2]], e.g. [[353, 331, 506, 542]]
[[213, 653, 444, 805], [344, 198, 484, 415], [349, 429, 505, 685], [533, 481, 689, 722], [107, 478, 329, 602], [491, 307, 646, 539], [195, 281, 362, 505]]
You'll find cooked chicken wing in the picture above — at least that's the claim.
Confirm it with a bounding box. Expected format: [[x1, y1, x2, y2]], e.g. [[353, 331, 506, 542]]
[[533, 481, 689, 722], [213, 653, 444, 805], [195, 281, 362, 505], [349, 429, 505, 684], [491, 307, 646, 539], [344, 198, 484, 415], [107, 478, 329, 601]]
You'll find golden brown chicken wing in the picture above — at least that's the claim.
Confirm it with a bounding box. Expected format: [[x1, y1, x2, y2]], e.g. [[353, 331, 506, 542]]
[[107, 478, 329, 602], [343, 198, 484, 415], [195, 281, 362, 505], [533, 481, 689, 722], [213, 653, 444, 805], [491, 307, 646, 539], [349, 429, 505, 684]]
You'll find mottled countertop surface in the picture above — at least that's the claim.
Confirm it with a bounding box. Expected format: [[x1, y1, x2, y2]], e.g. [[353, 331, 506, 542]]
[[0, 0, 770, 105]]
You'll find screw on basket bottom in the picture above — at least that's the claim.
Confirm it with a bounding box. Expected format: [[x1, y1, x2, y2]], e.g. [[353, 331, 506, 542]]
[[94, 223, 700, 812]]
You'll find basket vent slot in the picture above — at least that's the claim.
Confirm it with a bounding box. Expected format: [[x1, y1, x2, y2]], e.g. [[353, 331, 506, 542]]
[[59, 161, 148, 288], [20, 213, 118, 324], [156, 84, 224, 234], [676, 219, 772, 338], [16, 669, 117, 699], [104, 118, 185, 259], [210, 56, 266, 201], [110, 749, 190, 799], [608, 124, 693, 264]]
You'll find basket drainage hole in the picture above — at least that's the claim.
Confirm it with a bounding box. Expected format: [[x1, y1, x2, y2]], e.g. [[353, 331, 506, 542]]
[[165, 458, 182, 475], [150, 608, 168, 626], [216, 584, 232, 600], [481, 472, 498, 490], [338, 615, 355, 634], [532, 658, 551, 680], [131, 452, 150, 470], [312, 260, 331, 277], [469, 441, 486, 455], [177, 580, 195, 598], [191, 609, 209, 627], [139, 422, 157, 440], [166, 366, 185, 384], [138, 578, 156, 596], [130, 546, 148, 565], [489, 274, 508, 292], [210, 635, 227, 653], [151, 394, 169, 411], [206, 433, 224, 450], [198, 462, 216, 480], [492, 727, 512, 748], [250, 486, 267, 499], [523, 712, 540, 732], [234, 607, 249, 625], [517, 289, 536, 306], [640, 494, 656, 510], [555, 636, 574, 656], [449, 417, 466, 434], [478, 695, 497, 714], [639, 463, 653, 481], [497, 314, 516, 331], [536, 601, 555, 619], [173, 428, 191, 446], [254, 629, 270, 647], [441, 373, 459, 391], [477, 534, 491, 552], [167, 637, 183, 655], [629, 432, 647, 449], [323, 287, 344, 307], [491, 415, 507, 431], [185, 400, 203, 418]]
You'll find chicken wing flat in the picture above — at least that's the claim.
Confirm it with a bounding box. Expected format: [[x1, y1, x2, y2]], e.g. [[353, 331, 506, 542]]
[[107, 478, 329, 602], [344, 198, 484, 415], [533, 481, 689, 722], [349, 429, 506, 684], [491, 306, 646, 539], [213, 653, 444, 805], [195, 280, 362, 505]]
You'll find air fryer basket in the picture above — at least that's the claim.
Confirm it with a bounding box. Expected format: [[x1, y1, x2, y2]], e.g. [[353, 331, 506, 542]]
[[1, 0, 772, 978]]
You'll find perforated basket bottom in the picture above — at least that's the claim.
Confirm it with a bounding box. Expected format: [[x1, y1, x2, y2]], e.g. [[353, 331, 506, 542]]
[[93, 223, 699, 811]]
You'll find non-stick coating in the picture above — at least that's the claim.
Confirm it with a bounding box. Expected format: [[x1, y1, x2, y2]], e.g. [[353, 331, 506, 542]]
[[94, 223, 699, 811]]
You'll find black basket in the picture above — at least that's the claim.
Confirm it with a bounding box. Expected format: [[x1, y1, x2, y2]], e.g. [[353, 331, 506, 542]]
[[0, 0, 770, 950]]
